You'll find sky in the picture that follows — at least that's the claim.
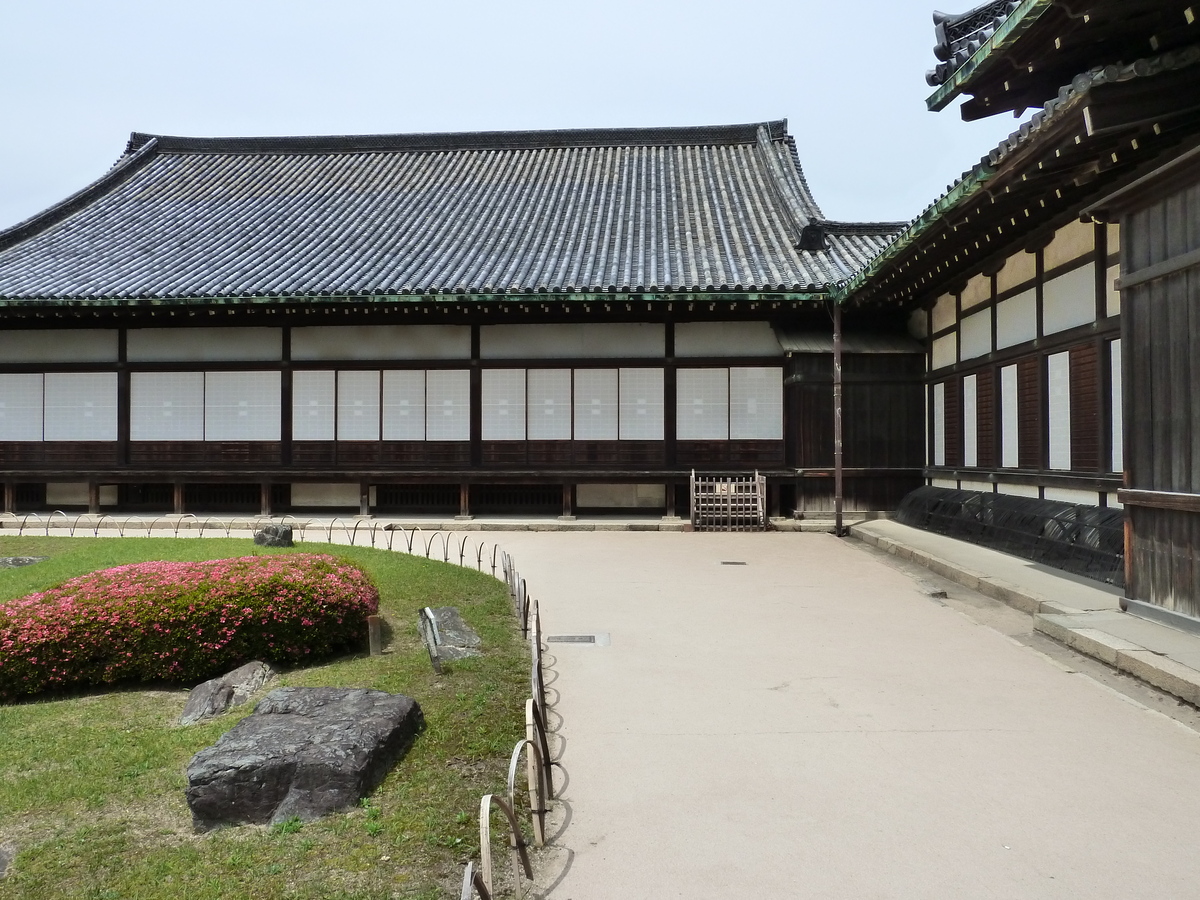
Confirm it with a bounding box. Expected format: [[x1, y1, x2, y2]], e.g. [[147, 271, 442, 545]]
[[0, 0, 1027, 231]]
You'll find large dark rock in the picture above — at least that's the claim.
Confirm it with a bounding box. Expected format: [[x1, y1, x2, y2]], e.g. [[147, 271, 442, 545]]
[[179, 660, 276, 726], [253, 524, 294, 547], [185, 687, 423, 831]]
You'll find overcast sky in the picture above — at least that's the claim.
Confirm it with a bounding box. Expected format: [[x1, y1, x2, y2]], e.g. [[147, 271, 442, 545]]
[[1, 0, 1025, 231]]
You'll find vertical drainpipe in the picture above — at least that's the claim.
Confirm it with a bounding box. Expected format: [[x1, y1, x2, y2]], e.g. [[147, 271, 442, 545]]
[[833, 299, 844, 537]]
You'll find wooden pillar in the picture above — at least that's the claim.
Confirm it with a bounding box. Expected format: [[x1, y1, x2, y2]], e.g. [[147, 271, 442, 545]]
[[833, 301, 844, 536], [260, 482, 272, 517], [560, 484, 575, 520], [457, 482, 472, 520], [173, 482, 185, 515], [359, 480, 371, 517], [4, 482, 14, 514], [665, 481, 677, 519], [88, 481, 100, 515]]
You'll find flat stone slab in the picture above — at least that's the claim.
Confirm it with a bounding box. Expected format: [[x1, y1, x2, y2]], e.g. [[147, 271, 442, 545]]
[[420, 606, 482, 663], [0, 557, 47, 568], [180, 660, 277, 726], [185, 687, 423, 831]]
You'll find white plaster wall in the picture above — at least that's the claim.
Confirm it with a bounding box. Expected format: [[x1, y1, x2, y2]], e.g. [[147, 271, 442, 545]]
[[997, 483, 1040, 498], [128, 327, 282, 362], [1044, 487, 1101, 506], [996, 289, 1037, 349], [959, 310, 991, 360], [932, 334, 956, 370], [0, 329, 118, 363], [482, 323, 664, 359], [293, 325, 470, 361], [290, 484, 360, 507], [1044, 220, 1094, 271], [576, 484, 665, 508], [931, 294, 956, 333], [996, 251, 1036, 293], [46, 483, 89, 506], [959, 479, 993, 493], [960, 274, 991, 311], [675, 322, 782, 357], [1043, 264, 1096, 335]]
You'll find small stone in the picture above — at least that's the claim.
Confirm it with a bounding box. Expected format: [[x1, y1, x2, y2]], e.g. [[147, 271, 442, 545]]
[[0, 842, 16, 878], [430, 607, 482, 660], [186, 687, 423, 831], [253, 524, 294, 547], [180, 661, 276, 726], [0, 557, 47, 568]]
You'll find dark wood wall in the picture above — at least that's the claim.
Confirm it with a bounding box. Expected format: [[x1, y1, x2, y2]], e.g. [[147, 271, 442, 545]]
[[1119, 170, 1200, 617]]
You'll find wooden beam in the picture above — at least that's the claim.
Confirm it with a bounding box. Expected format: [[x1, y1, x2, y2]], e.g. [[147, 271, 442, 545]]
[[1117, 489, 1200, 513]]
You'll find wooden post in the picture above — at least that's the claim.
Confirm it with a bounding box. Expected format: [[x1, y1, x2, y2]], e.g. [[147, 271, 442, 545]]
[[359, 480, 371, 517], [88, 481, 100, 515], [260, 482, 272, 517], [559, 483, 574, 520], [367, 615, 383, 656], [833, 301, 844, 537], [665, 481, 677, 519], [3, 482, 14, 514], [457, 482, 472, 520], [173, 482, 185, 515]]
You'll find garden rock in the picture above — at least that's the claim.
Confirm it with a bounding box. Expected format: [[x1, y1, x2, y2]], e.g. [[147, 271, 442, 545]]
[[179, 660, 277, 726], [253, 524, 293, 547], [424, 606, 482, 661], [0, 557, 46, 568], [185, 687, 423, 831]]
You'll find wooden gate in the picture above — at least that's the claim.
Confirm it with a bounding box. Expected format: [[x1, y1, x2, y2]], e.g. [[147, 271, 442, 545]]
[[689, 470, 766, 531]]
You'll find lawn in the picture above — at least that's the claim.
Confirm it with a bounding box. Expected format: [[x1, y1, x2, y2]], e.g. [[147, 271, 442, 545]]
[[0, 536, 528, 899]]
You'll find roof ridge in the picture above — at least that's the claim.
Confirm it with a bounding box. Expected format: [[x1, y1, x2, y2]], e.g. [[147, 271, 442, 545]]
[[127, 121, 790, 155]]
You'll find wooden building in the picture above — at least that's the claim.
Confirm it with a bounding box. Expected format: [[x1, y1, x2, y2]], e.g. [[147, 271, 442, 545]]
[[852, 0, 1200, 621], [0, 122, 919, 519]]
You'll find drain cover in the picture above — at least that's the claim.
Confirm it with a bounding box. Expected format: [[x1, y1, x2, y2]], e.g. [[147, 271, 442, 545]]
[[720, 560, 748, 566], [548, 635, 595, 643]]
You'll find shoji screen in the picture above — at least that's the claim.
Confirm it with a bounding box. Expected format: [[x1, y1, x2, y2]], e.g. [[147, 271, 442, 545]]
[[0, 374, 43, 440], [482, 369, 526, 440], [527, 369, 572, 440], [963, 374, 978, 467], [382, 370, 426, 441], [425, 370, 470, 441], [131, 372, 204, 441], [337, 371, 380, 441], [1047, 352, 1071, 469], [677, 368, 728, 440], [618, 368, 664, 440], [729, 367, 782, 440], [1000, 365, 1019, 468], [45, 373, 117, 441], [573, 369, 618, 440], [1110, 340, 1123, 472], [204, 372, 280, 441], [293, 371, 336, 441], [932, 381, 946, 466]]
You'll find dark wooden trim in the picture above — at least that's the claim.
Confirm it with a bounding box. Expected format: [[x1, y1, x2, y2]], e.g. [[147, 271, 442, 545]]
[[1094, 223, 1109, 321], [927, 466, 1121, 492], [1118, 489, 1200, 513], [1117, 245, 1200, 291], [927, 317, 1120, 377]]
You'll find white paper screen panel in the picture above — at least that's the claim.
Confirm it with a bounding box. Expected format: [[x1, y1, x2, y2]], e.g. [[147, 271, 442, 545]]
[[0, 330, 117, 363], [203, 372, 281, 441], [293, 371, 335, 441], [0, 374, 43, 440], [1001, 365, 1019, 467], [729, 367, 782, 440], [127, 327, 282, 362], [131, 372, 204, 441], [527, 369, 572, 440], [573, 369, 618, 440], [618, 368, 664, 440], [996, 289, 1037, 349], [382, 370, 426, 441], [481, 324, 664, 359], [482, 369, 526, 440], [933, 381, 946, 466], [337, 371, 380, 441], [1047, 352, 1071, 469], [1111, 340, 1123, 473], [931, 334, 956, 370], [425, 370, 470, 441], [677, 368, 729, 440], [959, 310, 991, 360], [292, 325, 470, 360], [963, 374, 978, 467], [675, 322, 782, 357], [45, 373, 118, 441], [1043, 265, 1096, 335]]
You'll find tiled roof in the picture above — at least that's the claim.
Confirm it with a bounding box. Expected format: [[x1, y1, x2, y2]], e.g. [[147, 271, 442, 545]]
[[926, 0, 1021, 88], [0, 121, 901, 301]]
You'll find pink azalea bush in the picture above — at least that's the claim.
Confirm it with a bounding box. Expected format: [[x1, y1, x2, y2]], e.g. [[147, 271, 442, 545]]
[[0, 554, 379, 701]]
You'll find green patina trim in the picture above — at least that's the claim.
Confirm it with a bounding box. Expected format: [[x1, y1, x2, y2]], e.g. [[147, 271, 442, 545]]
[[0, 289, 832, 309], [834, 162, 997, 303], [926, 0, 1056, 113]]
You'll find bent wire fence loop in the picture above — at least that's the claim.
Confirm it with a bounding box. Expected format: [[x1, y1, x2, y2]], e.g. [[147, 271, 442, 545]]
[[526, 699, 555, 799], [478, 794, 532, 897], [507, 738, 547, 847], [460, 861, 492, 900]]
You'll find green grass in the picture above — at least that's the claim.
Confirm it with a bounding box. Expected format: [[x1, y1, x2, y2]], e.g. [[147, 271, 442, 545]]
[[0, 536, 528, 899]]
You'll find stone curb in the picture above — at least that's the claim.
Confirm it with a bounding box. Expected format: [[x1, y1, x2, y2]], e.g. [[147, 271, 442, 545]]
[[850, 524, 1200, 708]]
